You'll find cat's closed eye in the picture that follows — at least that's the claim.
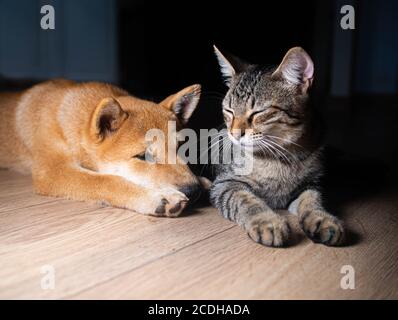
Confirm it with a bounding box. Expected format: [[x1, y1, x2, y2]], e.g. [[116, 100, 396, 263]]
[[248, 110, 266, 123], [223, 108, 234, 115], [223, 108, 234, 121]]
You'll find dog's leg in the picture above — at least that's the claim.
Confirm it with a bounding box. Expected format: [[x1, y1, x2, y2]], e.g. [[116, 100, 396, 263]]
[[32, 159, 188, 217]]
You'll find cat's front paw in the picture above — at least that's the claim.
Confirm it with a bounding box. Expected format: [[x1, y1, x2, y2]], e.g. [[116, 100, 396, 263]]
[[246, 215, 290, 247], [300, 210, 344, 246]]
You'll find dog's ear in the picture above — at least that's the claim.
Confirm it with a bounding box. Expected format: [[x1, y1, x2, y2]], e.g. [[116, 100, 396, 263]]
[[272, 47, 314, 93], [90, 97, 128, 142], [161, 84, 201, 125], [213, 45, 250, 86]]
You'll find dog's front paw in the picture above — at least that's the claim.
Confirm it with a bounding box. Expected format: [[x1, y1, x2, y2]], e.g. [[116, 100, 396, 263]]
[[153, 189, 189, 218], [300, 210, 344, 246], [246, 215, 290, 247]]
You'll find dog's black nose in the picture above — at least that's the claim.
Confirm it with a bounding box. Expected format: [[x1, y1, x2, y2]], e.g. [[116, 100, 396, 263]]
[[179, 184, 202, 203]]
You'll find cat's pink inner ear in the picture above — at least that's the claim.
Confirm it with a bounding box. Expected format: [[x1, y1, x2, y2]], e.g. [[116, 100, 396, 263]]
[[274, 47, 314, 86], [302, 53, 314, 82]]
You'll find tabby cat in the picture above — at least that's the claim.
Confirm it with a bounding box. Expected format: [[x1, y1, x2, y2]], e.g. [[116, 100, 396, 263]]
[[209, 46, 344, 247]]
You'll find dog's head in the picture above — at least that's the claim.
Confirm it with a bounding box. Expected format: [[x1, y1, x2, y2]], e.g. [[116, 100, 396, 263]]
[[87, 84, 202, 202]]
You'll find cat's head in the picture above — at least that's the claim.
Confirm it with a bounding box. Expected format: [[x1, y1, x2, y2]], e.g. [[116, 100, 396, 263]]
[[214, 46, 314, 155]]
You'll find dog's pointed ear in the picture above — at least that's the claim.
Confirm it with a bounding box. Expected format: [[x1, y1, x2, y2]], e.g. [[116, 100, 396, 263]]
[[213, 45, 250, 86], [161, 84, 201, 125], [90, 97, 128, 142], [272, 47, 314, 92]]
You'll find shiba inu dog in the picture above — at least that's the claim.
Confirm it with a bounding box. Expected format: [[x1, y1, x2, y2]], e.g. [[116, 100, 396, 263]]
[[0, 79, 202, 217]]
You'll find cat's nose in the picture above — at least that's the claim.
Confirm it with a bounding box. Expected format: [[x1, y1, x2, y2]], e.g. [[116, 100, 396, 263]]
[[231, 129, 245, 140]]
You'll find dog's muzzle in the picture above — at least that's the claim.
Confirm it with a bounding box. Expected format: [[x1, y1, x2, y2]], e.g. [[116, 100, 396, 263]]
[[179, 184, 202, 204]]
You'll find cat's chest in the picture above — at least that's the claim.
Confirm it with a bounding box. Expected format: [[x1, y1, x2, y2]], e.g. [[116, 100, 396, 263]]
[[244, 158, 306, 192]]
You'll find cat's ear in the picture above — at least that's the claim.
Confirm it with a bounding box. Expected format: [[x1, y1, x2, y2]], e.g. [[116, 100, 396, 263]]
[[213, 45, 250, 86], [272, 47, 314, 92]]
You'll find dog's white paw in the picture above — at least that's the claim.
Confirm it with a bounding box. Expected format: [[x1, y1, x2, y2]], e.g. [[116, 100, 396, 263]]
[[153, 189, 189, 217]]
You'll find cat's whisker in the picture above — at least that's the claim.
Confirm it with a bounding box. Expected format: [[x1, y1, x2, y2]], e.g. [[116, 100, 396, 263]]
[[263, 134, 303, 149], [265, 139, 297, 161], [258, 140, 280, 162], [222, 137, 234, 165], [257, 133, 300, 166], [198, 127, 226, 144], [262, 140, 293, 165], [271, 144, 297, 166], [199, 131, 225, 158], [199, 131, 229, 176], [210, 135, 229, 164], [207, 139, 222, 162], [256, 142, 272, 159]]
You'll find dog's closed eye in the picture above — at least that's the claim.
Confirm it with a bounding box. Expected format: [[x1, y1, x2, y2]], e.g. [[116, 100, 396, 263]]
[[133, 153, 146, 161], [132, 152, 155, 163]]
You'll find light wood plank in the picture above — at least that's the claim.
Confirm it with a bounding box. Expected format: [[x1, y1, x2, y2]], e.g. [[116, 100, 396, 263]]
[[0, 170, 397, 299], [0, 171, 57, 212], [73, 194, 398, 299], [0, 178, 234, 298]]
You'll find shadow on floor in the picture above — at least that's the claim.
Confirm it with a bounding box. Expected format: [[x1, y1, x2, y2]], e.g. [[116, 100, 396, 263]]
[[322, 146, 396, 247]]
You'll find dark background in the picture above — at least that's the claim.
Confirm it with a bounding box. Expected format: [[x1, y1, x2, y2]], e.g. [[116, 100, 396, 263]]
[[0, 0, 397, 186]]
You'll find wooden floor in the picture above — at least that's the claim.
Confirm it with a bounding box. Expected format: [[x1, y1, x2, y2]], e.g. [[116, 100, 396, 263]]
[[0, 169, 397, 299]]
